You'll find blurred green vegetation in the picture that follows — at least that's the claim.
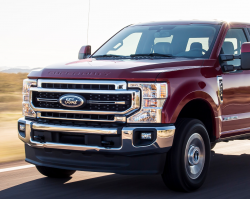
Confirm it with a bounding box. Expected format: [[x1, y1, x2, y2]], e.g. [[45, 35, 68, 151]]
[[0, 72, 28, 163], [0, 72, 27, 93], [0, 72, 27, 112]]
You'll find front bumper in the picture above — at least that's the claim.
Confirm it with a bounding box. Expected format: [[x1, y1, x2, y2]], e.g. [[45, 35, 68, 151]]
[[18, 118, 175, 174]]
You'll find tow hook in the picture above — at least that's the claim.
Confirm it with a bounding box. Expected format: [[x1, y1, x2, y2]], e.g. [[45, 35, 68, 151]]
[[101, 140, 114, 147], [34, 135, 45, 143]]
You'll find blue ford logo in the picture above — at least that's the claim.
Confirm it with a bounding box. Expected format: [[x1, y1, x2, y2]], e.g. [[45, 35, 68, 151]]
[[59, 94, 86, 108]]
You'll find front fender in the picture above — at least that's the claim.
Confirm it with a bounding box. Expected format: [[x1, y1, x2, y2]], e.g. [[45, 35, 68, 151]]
[[162, 79, 220, 124]]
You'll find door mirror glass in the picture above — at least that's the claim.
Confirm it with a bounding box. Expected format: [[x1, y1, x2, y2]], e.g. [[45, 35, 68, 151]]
[[78, 45, 91, 59], [241, 42, 250, 70]]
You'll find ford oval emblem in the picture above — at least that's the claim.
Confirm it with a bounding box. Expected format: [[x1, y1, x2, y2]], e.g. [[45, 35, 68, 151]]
[[59, 94, 86, 108]]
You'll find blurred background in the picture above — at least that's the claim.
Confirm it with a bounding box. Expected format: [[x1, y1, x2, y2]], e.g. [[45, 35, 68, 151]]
[[0, 0, 250, 163]]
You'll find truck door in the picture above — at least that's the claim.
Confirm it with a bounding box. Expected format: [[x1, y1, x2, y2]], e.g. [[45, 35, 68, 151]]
[[220, 28, 250, 137]]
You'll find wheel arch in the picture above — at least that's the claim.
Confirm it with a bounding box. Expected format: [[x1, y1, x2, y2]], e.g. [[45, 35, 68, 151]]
[[175, 98, 217, 142], [163, 90, 221, 141]]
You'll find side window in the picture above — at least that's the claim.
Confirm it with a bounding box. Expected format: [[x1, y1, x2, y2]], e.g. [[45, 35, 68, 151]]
[[248, 28, 250, 34], [222, 29, 247, 66]]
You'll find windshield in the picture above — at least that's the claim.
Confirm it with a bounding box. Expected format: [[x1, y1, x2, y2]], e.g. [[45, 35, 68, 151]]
[[92, 24, 220, 59]]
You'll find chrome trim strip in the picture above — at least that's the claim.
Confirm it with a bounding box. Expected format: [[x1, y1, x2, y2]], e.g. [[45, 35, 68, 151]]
[[221, 112, 250, 121], [88, 100, 126, 105], [31, 87, 133, 94], [215, 116, 222, 120], [217, 112, 250, 122], [32, 123, 118, 134], [37, 98, 58, 102], [37, 79, 127, 90], [37, 112, 126, 123], [222, 116, 238, 121], [30, 140, 121, 151], [30, 88, 140, 115]]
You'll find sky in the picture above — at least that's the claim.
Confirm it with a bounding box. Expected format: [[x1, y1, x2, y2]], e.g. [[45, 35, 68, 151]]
[[0, 0, 250, 69]]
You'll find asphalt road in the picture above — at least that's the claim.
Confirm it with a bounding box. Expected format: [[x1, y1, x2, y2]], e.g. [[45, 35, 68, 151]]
[[1, 140, 250, 199]]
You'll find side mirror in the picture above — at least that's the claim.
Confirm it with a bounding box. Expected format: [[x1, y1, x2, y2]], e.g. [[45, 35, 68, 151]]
[[220, 54, 237, 62], [220, 54, 241, 72], [241, 42, 250, 70], [78, 45, 91, 59]]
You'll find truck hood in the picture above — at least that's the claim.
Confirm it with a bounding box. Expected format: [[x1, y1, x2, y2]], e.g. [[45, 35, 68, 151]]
[[28, 58, 204, 81]]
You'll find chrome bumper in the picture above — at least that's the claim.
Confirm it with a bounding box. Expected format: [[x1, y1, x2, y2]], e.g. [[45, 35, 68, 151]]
[[18, 118, 175, 154]]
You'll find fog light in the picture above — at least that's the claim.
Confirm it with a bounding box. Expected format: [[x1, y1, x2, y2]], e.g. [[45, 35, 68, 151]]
[[141, 133, 152, 140], [19, 124, 25, 131]]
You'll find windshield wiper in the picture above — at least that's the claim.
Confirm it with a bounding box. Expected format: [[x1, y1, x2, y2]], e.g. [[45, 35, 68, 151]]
[[92, 54, 125, 58], [92, 53, 174, 59], [130, 53, 173, 58]]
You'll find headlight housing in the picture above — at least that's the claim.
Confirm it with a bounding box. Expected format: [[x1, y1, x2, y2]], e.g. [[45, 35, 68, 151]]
[[22, 79, 37, 118], [127, 83, 167, 123]]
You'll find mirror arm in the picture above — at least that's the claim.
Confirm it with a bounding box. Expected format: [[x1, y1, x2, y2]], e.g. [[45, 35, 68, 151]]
[[223, 64, 242, 72], [220, 54, 241, 62], [234, 55, 241, 59]]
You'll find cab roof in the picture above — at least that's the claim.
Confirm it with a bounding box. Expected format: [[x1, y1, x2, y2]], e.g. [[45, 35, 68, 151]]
[[133, 20, 224, 26], [132, 20, 250, 26]]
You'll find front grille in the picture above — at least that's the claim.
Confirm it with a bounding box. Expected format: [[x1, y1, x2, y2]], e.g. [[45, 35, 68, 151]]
[[30, 80, 140, 123], [32, 92, 131, 111], [40, 112, 115, 121], [42, 83, 115, 90]]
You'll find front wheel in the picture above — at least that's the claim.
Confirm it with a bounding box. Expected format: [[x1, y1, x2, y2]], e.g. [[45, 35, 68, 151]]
[[162, 118, 211, 192], [36, 166, 76, 178]]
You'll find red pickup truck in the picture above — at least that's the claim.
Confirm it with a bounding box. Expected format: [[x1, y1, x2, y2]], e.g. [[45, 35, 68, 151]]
[[18, 20, 250, 192]]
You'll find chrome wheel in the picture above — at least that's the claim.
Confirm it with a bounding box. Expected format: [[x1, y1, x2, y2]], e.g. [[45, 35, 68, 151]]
[[184, 133, 205, 179]]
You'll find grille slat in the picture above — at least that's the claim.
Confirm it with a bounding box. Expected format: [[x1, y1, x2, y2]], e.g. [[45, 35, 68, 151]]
[[40, 112, 115, 121], [42, 83, 115, 90]]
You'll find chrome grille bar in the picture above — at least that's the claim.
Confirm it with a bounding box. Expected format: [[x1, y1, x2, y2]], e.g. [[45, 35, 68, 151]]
[[37, 98, 58, 102], [32, 123, 118, 134], [38, 79, 127, 90], [87, 100, 126, 105], [37, 98, 126, 105], [37, 112, 126, 122]]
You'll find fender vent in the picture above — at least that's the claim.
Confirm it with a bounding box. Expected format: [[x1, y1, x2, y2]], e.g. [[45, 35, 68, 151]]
[[217, 76, 223, 103]]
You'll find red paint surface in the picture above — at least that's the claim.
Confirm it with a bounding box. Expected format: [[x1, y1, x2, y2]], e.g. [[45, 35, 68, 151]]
[[79, 45, 91, 54], [27, 20, 250, 140], [241, 42, 250, 53]]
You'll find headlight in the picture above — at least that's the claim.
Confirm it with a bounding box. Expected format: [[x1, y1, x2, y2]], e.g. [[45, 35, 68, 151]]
[[127, 83, 167, 123], [22, 79, 37, 118]]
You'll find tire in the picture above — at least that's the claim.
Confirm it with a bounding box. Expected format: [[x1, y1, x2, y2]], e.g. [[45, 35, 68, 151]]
[[36, 166, 76, 178], [162, 118, 211, 192], [210, 142, 216, 150]]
